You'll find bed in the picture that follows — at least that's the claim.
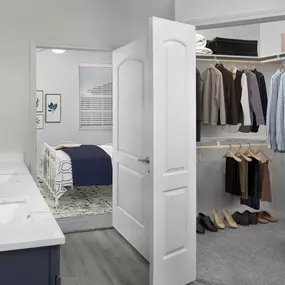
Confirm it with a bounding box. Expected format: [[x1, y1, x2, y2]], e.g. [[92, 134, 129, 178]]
[[41, 143, 113, 205]]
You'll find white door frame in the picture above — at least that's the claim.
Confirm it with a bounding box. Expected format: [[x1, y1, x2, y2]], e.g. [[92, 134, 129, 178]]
[[28, 42, 111, 178]]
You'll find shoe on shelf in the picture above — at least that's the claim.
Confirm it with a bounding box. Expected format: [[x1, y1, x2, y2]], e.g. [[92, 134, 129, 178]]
[[196, 217, 205, 234], [257, 212, 269, 224], [223, 208, 238, 228], [259, 211, 278, 223], [213, 208, 225, 229], [198, 213, 218, 232], [232, 211, 250, 226], [243, 210, 258, 225]]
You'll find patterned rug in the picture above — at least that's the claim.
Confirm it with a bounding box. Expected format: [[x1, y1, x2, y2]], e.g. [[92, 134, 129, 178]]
[[39, 182, 112, 219]]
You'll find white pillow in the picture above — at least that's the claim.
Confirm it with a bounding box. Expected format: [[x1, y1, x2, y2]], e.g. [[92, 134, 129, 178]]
[[52, 142, 81, 150]]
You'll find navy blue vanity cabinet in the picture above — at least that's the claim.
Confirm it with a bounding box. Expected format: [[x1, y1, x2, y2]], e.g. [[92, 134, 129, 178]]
[[0, 245, 61, 285]]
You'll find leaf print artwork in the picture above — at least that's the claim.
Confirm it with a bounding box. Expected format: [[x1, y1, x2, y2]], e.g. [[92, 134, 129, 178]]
[[48, 102, 58, 115], [46, 94, 61, 123], [36, 114, 44, 129], [36, 97, 39, 108]]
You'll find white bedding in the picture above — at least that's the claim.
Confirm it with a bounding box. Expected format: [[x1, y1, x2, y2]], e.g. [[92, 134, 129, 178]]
[[53, 145, 112, 200]]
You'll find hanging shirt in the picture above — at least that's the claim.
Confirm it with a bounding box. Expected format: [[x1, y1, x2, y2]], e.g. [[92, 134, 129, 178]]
[[196, 68, 202, 142], [244, 71, 265, 126], [276, 73, 285, 151], [231, 68, 244, 124], [267, 70, 281, 149], [239, 70, 253, 133], [268, 70, 284, 150], [201, 66, 226, 126], [252, 69, 268, 123], [227, 68, 251, 133], [216, 64, 238, 125], [241, 73, 252, 126]]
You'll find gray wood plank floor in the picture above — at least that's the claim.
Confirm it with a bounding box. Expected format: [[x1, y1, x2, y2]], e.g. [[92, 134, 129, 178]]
[[60, 229, 207, 285], [61, 229, 149, 285]]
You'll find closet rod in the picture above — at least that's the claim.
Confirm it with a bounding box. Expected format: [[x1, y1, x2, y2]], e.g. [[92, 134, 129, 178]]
[[197, 143, 266, 150]]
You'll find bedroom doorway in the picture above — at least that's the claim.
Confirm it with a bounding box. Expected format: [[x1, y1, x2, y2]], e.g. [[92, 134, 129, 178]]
[[35, 48, 113, 232]]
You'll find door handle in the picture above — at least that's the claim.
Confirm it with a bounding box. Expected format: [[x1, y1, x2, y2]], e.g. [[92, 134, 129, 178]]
[[138, 156, 150, 164]]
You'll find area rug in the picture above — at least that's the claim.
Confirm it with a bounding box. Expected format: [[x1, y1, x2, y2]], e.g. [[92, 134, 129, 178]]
[[38, 182, 112, 219]]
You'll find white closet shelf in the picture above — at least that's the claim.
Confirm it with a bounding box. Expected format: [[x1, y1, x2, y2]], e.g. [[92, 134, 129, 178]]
[[197, 52, 285, 64]]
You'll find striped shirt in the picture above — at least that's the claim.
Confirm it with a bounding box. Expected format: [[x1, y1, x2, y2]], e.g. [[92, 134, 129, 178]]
[[267, 70, 281, 149], [276, 73, 285, 151]]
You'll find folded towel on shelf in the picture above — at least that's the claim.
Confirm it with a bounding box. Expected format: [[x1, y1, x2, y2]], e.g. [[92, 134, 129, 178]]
[[196, 34, 207, 48], [196, 47, 213, 55]]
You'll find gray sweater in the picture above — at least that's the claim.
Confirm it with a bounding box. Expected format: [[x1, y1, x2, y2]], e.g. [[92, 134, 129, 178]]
[[244, 71, 265, 125], [201, 66, 226, 125]]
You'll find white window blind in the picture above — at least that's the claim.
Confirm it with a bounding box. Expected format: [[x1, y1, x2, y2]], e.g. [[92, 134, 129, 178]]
[[79, 65, 112, 129]]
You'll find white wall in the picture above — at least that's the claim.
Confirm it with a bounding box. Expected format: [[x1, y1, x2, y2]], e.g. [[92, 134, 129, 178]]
[[36, 49, 112, 164], [199, 24, 261, 55], [199, 24, 260, 42], [175, 0, 285, 27], [260, 20, 285, 56], [199, 20, 285, 57], [0, 0, 174, 171]]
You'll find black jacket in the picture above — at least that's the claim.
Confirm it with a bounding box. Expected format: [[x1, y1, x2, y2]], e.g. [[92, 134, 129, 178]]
[[196, 68, 202, 142], [252, 69, 268, 124]]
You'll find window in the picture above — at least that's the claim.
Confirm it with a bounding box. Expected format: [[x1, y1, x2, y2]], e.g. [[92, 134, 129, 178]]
[[79, 64, 112, 129]]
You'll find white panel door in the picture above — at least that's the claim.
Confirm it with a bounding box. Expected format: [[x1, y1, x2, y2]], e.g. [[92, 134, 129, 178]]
[[113, 37, 151, 261], [150, 17, 196, 285]]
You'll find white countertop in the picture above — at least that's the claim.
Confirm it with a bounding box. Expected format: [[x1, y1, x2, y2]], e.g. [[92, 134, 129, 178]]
[[0, 161, 65, 252], [0, 162, 30, 175]]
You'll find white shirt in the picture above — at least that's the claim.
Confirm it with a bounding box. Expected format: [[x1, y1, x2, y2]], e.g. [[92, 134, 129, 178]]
[[226, 68, 251, 132], [240, 73, 252, 126]]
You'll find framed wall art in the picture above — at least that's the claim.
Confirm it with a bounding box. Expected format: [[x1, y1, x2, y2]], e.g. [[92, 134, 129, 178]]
[[36, 114, 44, 129], [36, 90, 44, 113], [45, 94, 61, 123]]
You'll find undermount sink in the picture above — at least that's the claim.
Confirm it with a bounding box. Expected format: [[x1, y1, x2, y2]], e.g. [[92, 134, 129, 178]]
[[0, 199, 31, 226]]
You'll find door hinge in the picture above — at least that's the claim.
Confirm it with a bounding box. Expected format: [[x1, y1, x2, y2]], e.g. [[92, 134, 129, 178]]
[[55, 276, 61, 285]]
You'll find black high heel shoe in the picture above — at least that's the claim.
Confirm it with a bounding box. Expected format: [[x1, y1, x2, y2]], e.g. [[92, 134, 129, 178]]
[[198, 213, 218, 232]]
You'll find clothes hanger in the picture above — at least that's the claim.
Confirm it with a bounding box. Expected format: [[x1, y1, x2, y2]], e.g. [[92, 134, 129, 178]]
[[229, 65, 236, 72], [249, 65, 256, 71], [255, 148, 273, 163], [215, 59, 222, 68], [241, 66, 247, 71], [223, 144, 242, 162], [280, 65, 285, 70], [244, 143, 262, 162], [234, 143, 252, 162]]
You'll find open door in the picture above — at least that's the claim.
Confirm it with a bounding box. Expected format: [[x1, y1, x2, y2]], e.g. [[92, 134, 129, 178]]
[[113, 37, 151, 261], [113, 17, 196, 285], [150, 18, 196, 285]]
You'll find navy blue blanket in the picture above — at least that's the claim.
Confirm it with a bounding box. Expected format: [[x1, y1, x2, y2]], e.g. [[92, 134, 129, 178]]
[[61, 145, 112, 186]]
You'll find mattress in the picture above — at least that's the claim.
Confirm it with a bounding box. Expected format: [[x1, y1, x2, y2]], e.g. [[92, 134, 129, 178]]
[[53, 145, 112, 200]]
